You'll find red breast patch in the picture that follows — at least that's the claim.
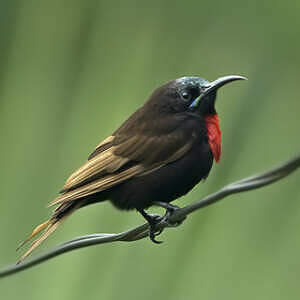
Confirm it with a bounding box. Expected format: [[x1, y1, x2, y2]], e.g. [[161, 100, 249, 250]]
[[204, 114, 222, 162]]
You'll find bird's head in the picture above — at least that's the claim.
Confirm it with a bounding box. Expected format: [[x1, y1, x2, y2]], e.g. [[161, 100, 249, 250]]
[[146, 75, 246, 163], [147, 75, 247, 116]]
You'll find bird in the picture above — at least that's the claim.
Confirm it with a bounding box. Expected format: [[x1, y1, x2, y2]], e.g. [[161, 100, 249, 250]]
[[17, 74, 246, 263]]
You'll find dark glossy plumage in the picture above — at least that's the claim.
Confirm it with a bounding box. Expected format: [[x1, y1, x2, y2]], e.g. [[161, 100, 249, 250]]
[[18, 75, 246, 262], [100, 113, 213, 211]]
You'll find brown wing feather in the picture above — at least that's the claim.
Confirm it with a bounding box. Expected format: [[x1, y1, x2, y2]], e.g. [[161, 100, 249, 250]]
[[50, 164, 146, 206], [63, 145, 129, 191], [88, 135, 114, 159], [50, 114, 196, 207]]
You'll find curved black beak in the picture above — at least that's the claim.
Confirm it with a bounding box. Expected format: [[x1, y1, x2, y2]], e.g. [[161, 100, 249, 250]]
[[202, 75, 247, 97], [189, 75, 247, 109]]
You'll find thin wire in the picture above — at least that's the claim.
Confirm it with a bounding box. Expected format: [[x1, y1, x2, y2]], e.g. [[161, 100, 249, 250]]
[[0, 153, 299, 279]]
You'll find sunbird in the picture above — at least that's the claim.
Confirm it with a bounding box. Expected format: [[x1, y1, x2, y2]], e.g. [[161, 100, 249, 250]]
[[18, 75, 246, 263]]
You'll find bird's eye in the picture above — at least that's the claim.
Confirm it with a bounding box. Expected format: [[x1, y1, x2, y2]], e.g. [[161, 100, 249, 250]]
[[181, 90, 192, 102], [180, 87, 200, 103]]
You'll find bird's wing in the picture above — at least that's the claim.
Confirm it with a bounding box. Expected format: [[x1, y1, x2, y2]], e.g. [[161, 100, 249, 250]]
[[50, 114, 194, 206], [18, 114, 195, 262]]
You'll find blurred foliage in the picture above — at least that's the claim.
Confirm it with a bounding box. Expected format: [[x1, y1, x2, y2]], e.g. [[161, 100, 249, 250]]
[[0, 0, 299, 299]]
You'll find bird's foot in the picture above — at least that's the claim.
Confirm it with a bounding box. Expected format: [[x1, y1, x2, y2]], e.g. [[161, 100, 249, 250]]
[[138, 210, 164, 244], [153, 202, 186, 227], [148, 214, 164, 244], [138, 203, 186, 244]]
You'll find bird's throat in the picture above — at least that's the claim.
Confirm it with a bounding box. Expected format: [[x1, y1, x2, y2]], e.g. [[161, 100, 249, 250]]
[[204, 114, 222, 162]]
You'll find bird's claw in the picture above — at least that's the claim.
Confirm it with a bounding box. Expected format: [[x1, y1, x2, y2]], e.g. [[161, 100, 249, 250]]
[[139, 204, 186, 244], [154, 202, 186, 227], [147, 204, 186, 243], [145, 214, 164, 244]]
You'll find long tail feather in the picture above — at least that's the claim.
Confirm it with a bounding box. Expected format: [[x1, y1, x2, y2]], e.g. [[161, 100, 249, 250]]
[[16, 220, 51, 251], [17, 202, 79, 264], [16, 221, 60, 264]]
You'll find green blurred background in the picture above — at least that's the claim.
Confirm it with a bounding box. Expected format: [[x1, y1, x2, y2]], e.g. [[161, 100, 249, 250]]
[[0, 0, 300, 299]]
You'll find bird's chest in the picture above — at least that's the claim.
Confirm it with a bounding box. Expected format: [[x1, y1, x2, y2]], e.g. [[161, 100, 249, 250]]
[[143, 138, 213, 207], [109, 133, 213, 210], [160, 137, 213, 200]]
